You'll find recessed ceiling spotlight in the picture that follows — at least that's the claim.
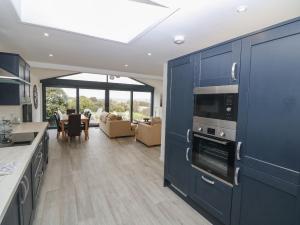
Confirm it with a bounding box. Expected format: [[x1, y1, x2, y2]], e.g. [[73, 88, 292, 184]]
[[174, 35, 185, 45], [49, 54, 53, 57], [44, 32, 49, 37], [147, 53, 152, 56], [236, 5, 248, 13], [124, 64, 129, 67]]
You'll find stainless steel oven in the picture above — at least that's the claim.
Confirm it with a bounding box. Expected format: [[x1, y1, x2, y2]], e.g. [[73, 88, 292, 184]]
[[191, 85, 239, 185], [192, 133, 236, 184]]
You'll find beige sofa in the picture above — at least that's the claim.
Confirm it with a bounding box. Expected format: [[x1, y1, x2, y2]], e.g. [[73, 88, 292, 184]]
[[135, 117, 161, 147], [99, 112, 136, 138]]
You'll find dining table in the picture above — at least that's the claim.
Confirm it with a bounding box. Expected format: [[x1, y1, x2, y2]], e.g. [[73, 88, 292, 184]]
[[59, 114, 89, 140]]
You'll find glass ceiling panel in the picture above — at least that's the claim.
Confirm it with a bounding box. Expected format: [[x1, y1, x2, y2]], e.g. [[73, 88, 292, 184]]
[[58, 73, 107, 82], [108, 76, 144, 85], [12, 0, 177, 43]]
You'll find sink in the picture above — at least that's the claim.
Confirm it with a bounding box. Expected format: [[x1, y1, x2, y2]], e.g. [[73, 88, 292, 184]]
[[0, 132, 38, 148]]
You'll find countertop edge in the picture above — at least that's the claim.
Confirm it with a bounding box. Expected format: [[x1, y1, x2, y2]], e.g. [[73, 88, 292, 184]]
[[0, 122, 48, 224]]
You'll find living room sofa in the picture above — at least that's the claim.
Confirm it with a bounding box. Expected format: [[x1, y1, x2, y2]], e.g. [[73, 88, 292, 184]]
[[135, 117, 161, 147], [99, 112, 136, 138]]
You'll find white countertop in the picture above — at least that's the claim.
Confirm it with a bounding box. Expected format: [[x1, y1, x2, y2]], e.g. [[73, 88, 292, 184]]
[[0, 122, 48, 223]]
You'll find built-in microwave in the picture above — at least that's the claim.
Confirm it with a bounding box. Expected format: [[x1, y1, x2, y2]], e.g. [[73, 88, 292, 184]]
[[193, 85, 238, 141], [193, 85, 238, 122]]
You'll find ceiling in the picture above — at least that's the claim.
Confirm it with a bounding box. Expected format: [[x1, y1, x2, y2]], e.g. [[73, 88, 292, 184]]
[[0, 0, 300, 78]]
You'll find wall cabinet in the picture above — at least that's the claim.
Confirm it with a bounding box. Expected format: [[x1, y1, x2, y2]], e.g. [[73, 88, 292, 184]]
[[164, 55, 194, 195], [165, 17, 300, 225], [194, 41, 241, 87], [0, 52, 31, 105]]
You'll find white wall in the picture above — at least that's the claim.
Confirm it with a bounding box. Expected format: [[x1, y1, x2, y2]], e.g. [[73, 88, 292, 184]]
[[139, 78, 163, 117], [160, 63, 168, 162], [0, 105, 22, 121], [30, 73, 43, 122]]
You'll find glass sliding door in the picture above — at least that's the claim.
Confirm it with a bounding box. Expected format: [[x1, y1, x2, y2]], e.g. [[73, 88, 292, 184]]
[[79, 89, 105, 125], [109, 90, 131, 120], [45, 87, 77, 127], [133, 92, 151, 121]]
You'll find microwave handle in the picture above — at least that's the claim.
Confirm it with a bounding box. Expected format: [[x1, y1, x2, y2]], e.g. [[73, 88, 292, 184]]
[[194, 134, 228, 145], [186, 129, 191, 143], [231, 62, 237, 81]]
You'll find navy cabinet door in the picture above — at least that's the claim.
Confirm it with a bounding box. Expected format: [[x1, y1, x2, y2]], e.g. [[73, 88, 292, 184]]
[[20, 164, 33, 225], [164, 55, 194, 195], [231, 20, 300, 225], [196, 40, 241, 87], [0, 191, 20, 225]]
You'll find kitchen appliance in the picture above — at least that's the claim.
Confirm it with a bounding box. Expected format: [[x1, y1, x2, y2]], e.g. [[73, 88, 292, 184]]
[[191, 85, 239, 185], [22, 104, 32, 122], [0, 67, 30, 85], [193, 85, 238, 141], [0, 120, 13, 147], [0, 132, 38, 148]]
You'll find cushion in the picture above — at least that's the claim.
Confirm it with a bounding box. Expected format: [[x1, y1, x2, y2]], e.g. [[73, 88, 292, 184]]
[[100, 112, 110, 123], [107, 113, 118, 121], [151, 117, 161, 125]]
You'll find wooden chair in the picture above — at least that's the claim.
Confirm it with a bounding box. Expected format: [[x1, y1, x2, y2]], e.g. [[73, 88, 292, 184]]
[[54, 112, 68, 138], [66, 109, 76, 115], [67, 114, 82, 141]]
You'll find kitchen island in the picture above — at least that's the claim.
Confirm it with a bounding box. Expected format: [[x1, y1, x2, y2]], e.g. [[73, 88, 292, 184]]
[[0, 122, 48, 224]]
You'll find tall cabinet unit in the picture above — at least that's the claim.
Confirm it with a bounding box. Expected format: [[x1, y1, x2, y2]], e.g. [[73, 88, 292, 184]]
[[164, 17, 300, 225], [164, 55, 194, 196], [231, 20, 300, 225]]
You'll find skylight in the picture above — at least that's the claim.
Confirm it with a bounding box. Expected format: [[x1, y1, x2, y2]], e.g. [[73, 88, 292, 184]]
[[58, 73, 107, 82], [58, 73, 145, 85], [11, 0, 176, 43]]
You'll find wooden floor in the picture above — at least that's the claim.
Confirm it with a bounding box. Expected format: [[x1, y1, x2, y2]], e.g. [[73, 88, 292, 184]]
[[33, 128, 211, 225]]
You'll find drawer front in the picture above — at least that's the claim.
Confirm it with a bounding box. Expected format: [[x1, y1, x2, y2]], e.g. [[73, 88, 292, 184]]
[[190, 167, 233, 225], [32, 143, 43, 173]]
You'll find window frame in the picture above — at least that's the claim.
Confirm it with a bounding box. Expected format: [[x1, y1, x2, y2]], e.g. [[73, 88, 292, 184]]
[[41, 73, 154, 126]]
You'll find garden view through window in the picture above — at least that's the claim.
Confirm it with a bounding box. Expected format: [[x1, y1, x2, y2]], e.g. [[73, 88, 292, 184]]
[[133, 92, 151, 121], [44, 73, 153, 127]]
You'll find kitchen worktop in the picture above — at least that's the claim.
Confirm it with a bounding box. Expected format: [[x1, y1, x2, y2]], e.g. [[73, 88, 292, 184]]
[[0, 122, 48, 224]]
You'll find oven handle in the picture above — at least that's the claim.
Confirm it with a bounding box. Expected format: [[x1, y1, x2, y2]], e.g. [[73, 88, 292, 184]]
[[194, 134, 229, 145], [201, 175, 215, 185]]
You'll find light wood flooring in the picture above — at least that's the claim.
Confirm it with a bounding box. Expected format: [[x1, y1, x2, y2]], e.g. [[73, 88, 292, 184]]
[[33, 128, 211, 225]]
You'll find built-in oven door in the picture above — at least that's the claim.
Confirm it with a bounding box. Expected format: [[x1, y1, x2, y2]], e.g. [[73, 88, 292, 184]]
[[192, 133, 235, 184]]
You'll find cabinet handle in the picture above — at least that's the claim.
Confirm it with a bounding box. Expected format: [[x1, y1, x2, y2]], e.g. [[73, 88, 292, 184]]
[[24, 175, 29, 192], [234, 167, 240, 186], [20, 180, 28, 204], [186, 129, 191, 143], [236, 141, 242, 160], [201, 175, 215, 185], [186, 147, 190, 161], [231, 62, 237, 81]]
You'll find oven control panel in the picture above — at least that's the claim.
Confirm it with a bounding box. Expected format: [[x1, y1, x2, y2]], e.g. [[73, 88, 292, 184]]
[[193, 116, 236, 141]]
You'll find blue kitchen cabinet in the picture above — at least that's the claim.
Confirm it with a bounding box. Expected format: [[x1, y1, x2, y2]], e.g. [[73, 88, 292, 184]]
[[189, 167, 233, 225], [231, 19, 300, 225], [0, 52, 30, 105], [164, 55, 194, 196], [0, 192, 20, 225], [195, 40, 241, 87]]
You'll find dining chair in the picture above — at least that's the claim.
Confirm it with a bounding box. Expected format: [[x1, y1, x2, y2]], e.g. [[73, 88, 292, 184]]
[[67, 114, 82, 141], [54, 112, 62, 138], [66, 109, 76, 115]]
